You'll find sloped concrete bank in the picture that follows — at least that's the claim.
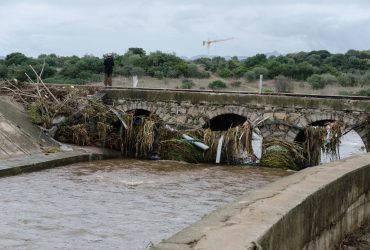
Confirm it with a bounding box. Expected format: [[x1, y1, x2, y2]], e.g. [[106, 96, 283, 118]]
[[0, 147, 121, 178], [0, 96, 57, 158], [154, 153, 370, 250], [0, 95, 120, 177]]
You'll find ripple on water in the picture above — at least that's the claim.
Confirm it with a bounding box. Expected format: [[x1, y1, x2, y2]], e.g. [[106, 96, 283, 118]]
[[0, 159, 290, 250]]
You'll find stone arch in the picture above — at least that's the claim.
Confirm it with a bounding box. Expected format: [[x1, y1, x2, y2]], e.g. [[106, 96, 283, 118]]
[[297, 113, 361, 129], [257, 120, 302, 143], [204, 113, 247, 131], [354, 127, 369, 152]]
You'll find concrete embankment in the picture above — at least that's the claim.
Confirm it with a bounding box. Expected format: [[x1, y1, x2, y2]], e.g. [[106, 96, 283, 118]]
[[0, 147, 120, 178], [0, 96, 57, 158], [0, 96, 120, 176], [154, 153, 370, 250]]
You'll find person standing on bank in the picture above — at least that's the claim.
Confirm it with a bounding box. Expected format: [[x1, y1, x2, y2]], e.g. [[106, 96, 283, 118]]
[[103, 53, 114, 86]]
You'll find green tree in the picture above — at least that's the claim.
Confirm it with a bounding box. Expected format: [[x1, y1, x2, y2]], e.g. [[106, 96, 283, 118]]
[[128, 48, 146, 57], [252, 66, 269, 78], [232, 66, 247, 78], [5, 52, 30, 66], [7, 64, 32, 81], [217, 68, 233, 78], [0, 64, 8, 78], [244, 54, 267, 68], [292, 62, 315, 81]]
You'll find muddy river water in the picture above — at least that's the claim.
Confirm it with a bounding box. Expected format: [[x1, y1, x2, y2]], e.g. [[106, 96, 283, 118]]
[[0, 130, 366, 249], [0, 159, 290, 250]]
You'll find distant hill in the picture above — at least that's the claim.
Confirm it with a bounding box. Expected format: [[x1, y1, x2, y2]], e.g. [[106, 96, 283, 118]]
[[185, 55, 248, 61], [0, 56, 5, 60], [265, 51, 281, 58], [183, 51, 280, 61]]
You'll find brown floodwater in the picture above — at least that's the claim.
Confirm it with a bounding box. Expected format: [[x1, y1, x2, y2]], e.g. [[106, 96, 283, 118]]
[[0, 159, 291, 250]]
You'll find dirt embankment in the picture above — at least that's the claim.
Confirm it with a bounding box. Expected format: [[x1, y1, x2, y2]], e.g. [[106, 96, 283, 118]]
[[339, 218, 370, 249]]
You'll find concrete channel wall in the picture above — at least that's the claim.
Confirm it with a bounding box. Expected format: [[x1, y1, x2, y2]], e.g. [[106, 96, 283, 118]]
[[154, 153, 370, 250]]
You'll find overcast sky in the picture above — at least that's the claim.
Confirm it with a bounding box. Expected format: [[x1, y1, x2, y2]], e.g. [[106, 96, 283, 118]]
[[1, 0, 370, 57]]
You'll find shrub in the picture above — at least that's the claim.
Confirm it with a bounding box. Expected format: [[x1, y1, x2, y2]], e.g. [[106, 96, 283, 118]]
[[166, 69, 179, 78], [181, 79, 195, 89], [196, 70, 211, 78], [320, 73, 337, 85], [337, 73, 358, 87], [263, 88, 274, 93], [360, 72, 370, 86], [153, 71, 164, 79], [208, 80, 227, 89], [274, 75, 293, 93], [114, 66, 131, 76], [44, 74, 102, 84], [244, 71, 255, 82], [131, 67, 145, 77], [307, 74, 325, 89]]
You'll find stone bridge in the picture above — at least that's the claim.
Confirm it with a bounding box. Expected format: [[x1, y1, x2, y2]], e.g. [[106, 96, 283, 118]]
[[101, 88, 370, 151]]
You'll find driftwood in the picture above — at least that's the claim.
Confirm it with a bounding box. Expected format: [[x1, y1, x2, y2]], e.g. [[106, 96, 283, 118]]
[[29, 65, 59, 104]]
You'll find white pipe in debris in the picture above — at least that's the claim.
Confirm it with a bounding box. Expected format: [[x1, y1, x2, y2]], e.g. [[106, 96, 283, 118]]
[[259, 74, 263, 94], [182, 134, 209, 150], [215, 134, 224, 164]]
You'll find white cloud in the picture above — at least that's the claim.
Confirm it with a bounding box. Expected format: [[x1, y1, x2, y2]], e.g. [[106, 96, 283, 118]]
[[0, 0, 369, 57]]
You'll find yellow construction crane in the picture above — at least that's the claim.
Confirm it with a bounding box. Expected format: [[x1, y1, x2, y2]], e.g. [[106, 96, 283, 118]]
[[202, 37, 234, 51]]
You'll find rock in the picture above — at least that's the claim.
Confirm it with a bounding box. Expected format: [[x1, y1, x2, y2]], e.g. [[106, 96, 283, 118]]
[[52, 115, 66, 125], [47, 126, 58, 137]]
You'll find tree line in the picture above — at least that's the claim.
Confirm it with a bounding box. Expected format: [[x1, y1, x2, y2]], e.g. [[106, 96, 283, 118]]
[[0, 48, 370, 94]]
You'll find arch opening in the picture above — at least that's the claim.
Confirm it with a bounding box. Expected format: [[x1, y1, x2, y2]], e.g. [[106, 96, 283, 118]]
[[294, 119, 367, 165], [126, 109, 152, 117], [294, 119, 336, 144], [204, 114, 247, 131]]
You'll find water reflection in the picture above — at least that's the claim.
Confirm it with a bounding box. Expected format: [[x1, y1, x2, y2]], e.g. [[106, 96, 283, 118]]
[[252, 130, 366, 164], [0, 160, 289, 250], [321, 130, 367, 164]]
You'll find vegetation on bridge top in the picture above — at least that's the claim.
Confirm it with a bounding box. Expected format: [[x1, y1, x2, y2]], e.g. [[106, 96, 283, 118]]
[[103, 88, 370, 112]]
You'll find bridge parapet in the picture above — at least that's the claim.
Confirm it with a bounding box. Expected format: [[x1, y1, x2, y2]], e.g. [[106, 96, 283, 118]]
[[153, 153, 370, 250]]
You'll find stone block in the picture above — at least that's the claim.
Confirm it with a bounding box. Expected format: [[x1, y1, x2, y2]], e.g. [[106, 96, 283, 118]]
[[274, 112, 287, 121], [263, 113, 273, 120], [176, 115, 187, 124], [287, 113, 301, 123]]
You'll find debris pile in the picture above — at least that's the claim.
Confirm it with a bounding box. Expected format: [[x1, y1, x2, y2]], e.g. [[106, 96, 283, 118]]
[[203, 122, 256, 164], [303, 122, 343, 166], [1, 78, 357, 169], [260, 138, 304, 170]]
